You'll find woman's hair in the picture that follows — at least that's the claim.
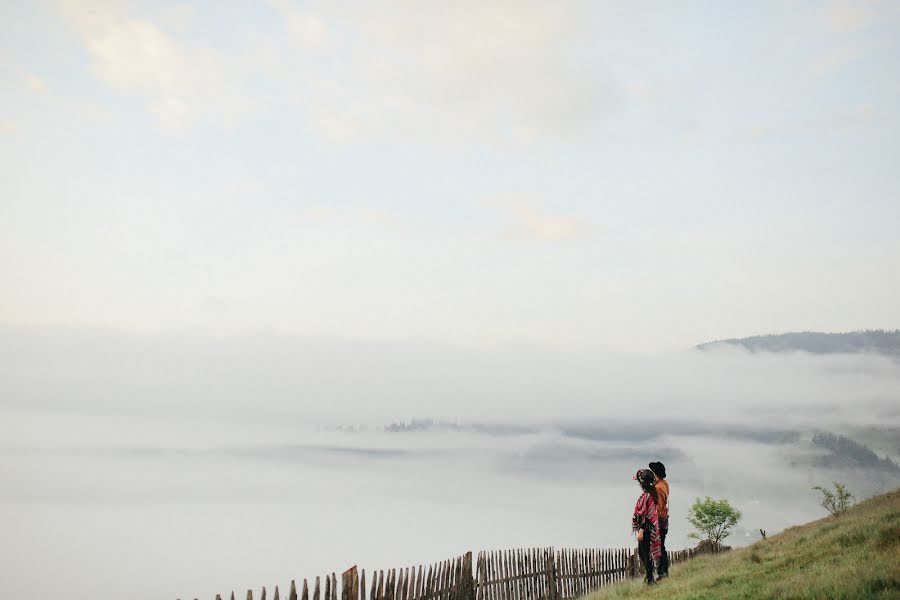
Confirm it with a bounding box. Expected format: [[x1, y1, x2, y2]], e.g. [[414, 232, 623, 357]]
[[636, 469, 659, 504]]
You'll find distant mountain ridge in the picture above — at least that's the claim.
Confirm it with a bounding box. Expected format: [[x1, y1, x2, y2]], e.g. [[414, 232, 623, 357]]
[[696, 330, 900, 355]]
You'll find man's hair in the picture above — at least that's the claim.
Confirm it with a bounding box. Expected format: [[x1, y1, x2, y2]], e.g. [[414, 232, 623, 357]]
[[649, 461, 667, 479]]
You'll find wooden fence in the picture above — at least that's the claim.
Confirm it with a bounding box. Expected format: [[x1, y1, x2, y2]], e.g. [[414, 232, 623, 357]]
[[183, 545, 729, 600]]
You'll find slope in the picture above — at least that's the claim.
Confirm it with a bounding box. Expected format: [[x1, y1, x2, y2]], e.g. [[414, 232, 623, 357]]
[[585, 488, 900, 599]]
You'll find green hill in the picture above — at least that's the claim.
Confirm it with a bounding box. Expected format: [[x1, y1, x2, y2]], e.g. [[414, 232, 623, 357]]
[[586, 488, 900, 600]]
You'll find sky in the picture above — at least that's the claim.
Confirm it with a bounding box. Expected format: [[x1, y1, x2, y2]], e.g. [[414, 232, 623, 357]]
[[2, 0, 900, 352]]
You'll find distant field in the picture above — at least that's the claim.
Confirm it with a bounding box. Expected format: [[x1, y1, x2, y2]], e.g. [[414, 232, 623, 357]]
[[585, 488, 900, 599]]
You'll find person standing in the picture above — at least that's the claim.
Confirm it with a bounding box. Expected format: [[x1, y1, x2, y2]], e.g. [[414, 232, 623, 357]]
[[649, 462, 669, 578], [632, 469, 661, 585]]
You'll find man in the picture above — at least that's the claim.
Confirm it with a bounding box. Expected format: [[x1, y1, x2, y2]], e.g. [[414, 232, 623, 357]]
[[649, 461, 669, 578]]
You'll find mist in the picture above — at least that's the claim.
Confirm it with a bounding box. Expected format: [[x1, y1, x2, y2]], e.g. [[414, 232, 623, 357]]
[[1, 327, 898, 599]]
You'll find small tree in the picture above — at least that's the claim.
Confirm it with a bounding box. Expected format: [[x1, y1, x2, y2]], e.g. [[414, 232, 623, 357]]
[[813, 482, 854, 516], [687, 496, 742, 544]]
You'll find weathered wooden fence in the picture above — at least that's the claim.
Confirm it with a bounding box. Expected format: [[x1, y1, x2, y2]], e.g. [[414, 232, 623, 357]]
[[181, 545, 729, 600]]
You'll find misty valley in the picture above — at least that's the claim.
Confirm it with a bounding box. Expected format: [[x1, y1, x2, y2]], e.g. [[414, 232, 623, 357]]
[[2, 330, 899, 599]]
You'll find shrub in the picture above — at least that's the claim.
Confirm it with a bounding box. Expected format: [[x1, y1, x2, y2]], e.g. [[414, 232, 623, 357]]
[[813, 482, 855, 516], [687, 496, 742, 544]]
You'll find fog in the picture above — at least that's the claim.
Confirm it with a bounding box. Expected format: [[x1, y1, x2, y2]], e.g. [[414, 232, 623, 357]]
[[1, 327, 898, 599]]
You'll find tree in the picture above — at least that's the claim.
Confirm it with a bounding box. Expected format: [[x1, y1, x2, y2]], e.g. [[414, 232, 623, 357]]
[[813, 482, 854, 516], [687, 496, 742, 544]]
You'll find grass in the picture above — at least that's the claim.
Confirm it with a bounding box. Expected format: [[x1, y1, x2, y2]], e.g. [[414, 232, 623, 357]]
[[584, 488, 900, 600]]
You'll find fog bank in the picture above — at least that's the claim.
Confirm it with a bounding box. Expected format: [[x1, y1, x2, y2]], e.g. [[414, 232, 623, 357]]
[[1, 327, 898, 599]]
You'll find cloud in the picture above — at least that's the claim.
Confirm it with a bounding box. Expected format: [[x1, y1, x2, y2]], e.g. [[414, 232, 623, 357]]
[[808, 43, 865, 77], [486, 195, 600, 242], [819, 1, 879, 32], [0, 119, 16, 134], [2, 326, 898, 599], [59, 0, 252, 129], [270, 0, 608, 144], [267, 0, 332, 48], [24, 74, 47, 93], [851, 103, 876, 123], [2, 327, 899, 429]]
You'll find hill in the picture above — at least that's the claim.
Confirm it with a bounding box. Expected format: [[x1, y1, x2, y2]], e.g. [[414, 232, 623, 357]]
[[696, 330, 900, 355], [585, 488, 900, 599]]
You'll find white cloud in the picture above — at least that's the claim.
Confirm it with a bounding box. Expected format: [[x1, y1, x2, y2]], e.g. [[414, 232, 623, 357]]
[[486, 195, 600, 242], [267, 0, 332, 48], [271, 0, 607, 144], [24, 74, 47, 93], [819, 1, 879, 32], [808, 43, 865, 77], [60, 0, 252, 130]]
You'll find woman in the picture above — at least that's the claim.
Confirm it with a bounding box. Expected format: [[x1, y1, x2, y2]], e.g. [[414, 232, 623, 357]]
[[632, 468, 661, 585]]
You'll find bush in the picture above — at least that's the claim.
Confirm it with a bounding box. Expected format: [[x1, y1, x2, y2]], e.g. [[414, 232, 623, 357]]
[[687, 496, 742, 544], [813, 482, 855, 516]]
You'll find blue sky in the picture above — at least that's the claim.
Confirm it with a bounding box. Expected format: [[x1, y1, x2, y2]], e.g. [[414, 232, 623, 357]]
[[1, 0, 899, 350]]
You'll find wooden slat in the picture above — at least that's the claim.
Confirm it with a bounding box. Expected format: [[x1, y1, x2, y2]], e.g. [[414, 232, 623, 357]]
[[520, 550, 527, 600], [497, 550, 502, 600], [578, 549, 584, 595], [493, 552, 500, 600], [523, 549, 530, 600], [416, 565, 424, 600], [520, 549, 526, 600], [576, 550, 582, 597], [443, 560, 450, 600], [512, 550, 519, 600], [586, 550, 591, 591]]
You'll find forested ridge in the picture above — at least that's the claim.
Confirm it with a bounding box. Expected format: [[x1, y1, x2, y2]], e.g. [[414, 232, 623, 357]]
[[696, 330, 900, 355]]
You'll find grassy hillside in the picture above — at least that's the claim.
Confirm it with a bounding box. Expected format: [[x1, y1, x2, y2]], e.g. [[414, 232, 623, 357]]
[[586, 488, 900, 600]]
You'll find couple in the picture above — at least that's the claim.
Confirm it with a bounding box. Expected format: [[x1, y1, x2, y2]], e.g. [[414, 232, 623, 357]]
[[631, 462, 669, 585]]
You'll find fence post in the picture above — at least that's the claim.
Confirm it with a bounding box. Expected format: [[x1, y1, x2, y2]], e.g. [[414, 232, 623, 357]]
[[343, 566, 359, 600], [544, 552, 559, 600], [628, 549, 636, 579], [458, 552, 475, 600]]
